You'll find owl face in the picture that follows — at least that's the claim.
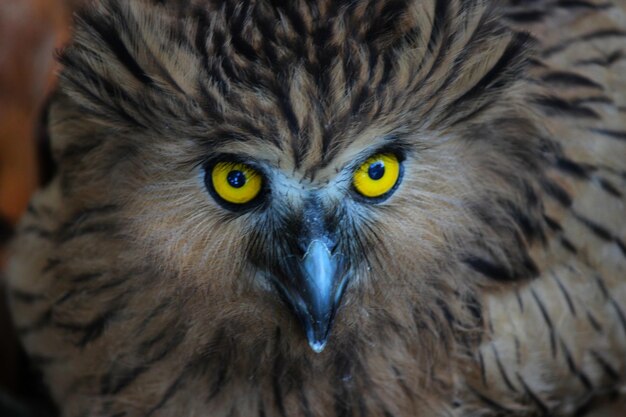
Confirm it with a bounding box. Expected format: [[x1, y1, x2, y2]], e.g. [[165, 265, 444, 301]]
[[199, 142, 409, 351], [49, 0, 545, 360], [203, 152, 403, 352]]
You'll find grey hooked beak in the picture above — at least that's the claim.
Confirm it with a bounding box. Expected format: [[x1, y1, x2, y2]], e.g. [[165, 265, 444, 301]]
[[301, 239, 341, 352], [267, 196, 350, 353], [271, 238, 348, 353]]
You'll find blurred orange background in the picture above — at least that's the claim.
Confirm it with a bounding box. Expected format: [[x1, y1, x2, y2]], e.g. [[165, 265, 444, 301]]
[[0, 0, 78, 405], [0, 0, 72, 230]]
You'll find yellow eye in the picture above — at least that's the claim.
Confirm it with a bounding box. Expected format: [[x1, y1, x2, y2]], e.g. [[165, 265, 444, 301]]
[[353, 153, 401, 199], [211, 162, 262, 205]]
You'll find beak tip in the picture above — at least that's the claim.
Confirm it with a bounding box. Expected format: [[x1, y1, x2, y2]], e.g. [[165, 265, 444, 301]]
[[309, 339, 327, 353], [306, 326, 329, 353], [305, 315, 334, 354]]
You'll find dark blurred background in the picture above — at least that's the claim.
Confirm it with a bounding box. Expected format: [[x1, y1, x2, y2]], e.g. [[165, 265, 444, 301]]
[[0, 0, 81, 414]]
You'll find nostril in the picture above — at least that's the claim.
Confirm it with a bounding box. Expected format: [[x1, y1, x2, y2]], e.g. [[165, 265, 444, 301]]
[[296, 239, 308, 256], [323, 238, 337, 253], [299, 237, 336, 257]]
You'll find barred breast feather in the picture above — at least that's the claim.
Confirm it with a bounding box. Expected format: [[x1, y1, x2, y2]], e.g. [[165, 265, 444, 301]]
[[5, 1, 626, 416]]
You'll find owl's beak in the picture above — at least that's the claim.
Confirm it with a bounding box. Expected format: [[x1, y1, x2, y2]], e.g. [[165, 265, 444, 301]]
[[267, 197, 350, 353], [271, 237, 348, 353], [299, 239, 347, 353]]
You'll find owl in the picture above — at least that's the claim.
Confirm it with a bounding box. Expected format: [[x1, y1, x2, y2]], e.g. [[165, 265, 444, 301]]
[[6, 0, 626, 416]]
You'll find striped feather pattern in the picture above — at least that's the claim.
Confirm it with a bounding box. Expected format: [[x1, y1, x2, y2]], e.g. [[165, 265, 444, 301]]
[[5, 0, 626, 416]]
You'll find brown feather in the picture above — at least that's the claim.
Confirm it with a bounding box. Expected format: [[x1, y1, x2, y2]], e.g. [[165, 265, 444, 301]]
[[7, 0, 626, 416]]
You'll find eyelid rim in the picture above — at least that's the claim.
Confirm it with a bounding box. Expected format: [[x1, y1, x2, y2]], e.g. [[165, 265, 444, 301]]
[[350, 150, 405, 203], [343, 140, 410, 174], [203, 156, 269, 213], [201, 153, 267, 173]]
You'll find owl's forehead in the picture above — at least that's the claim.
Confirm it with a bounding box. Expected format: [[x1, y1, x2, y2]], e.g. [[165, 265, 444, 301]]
[[178, 0, 430, 177], [205, 127, 399, 185], [62, 0, 524, 177]]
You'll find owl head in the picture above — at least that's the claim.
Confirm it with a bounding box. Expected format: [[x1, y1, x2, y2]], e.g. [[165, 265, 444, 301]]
[[44, 0, 546, 387]]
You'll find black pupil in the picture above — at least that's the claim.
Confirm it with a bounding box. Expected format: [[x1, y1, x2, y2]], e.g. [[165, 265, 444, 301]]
[[368, 161, 385, 180], [227, 170, 246, 188]]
